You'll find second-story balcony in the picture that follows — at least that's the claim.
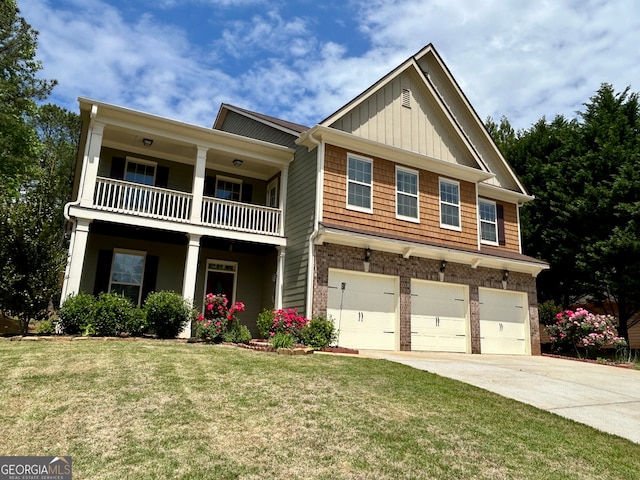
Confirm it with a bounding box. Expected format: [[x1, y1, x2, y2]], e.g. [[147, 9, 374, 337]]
[[93, 177, 282, 236]]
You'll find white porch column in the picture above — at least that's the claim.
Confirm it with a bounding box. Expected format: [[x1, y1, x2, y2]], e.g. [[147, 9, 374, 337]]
[[279, 165, 289, 236], [60, 218, 92, 301], [274, 246, 285, 309], [79, 122, 105, 207], [180, 234, 201, 338], [189, 146, 207, 224]]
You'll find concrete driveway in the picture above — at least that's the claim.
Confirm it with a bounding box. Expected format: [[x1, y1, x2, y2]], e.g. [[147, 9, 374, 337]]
[[361, 351, 640, 444]]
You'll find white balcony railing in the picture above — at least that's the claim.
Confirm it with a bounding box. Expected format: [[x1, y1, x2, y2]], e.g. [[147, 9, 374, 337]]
[[93, 177, 282, 236], [94, 177, 192, 222], [201, 196, 281, 235]]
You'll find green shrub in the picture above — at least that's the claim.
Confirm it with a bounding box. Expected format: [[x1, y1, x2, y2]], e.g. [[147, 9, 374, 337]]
[[538, 300, 562, 326], [92, 292, 137, 336], [36, 319, 55, 335], [269, 332, 295, 349], [300, 315, 337, 349], [221, 324, 252, 344], [144, 291, 192, 339], [124, 308, 149, 337], [257, 308, 274, 339], [58, 293, 96, 334]]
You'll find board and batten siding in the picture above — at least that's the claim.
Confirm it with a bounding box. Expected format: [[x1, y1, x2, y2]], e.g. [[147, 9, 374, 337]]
[[281, 145, 318, 312], [329, 70, 477, 169], [415, 54, 521, 192]]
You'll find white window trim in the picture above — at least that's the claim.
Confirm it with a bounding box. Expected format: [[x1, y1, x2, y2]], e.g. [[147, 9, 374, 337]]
[[266, 178, 279, 207], [214, 175, 243, 201], [479, 198, 499, 246], [395, 165, 420, 223], [108, 248, 147, 306], [346, 153, 373, 214], [125, 157, 157, 185], [439, 177, 462, 232], [204, 259, 238, 310]]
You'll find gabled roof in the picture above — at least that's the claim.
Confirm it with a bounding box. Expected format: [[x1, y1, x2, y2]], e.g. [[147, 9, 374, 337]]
[[317, 43, 529, 196], [213, 103, 309, 136]]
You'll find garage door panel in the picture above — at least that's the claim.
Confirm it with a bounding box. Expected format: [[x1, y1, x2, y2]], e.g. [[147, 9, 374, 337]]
[[479, 288, 529, 355], [327, 269, 398, 351], [411, 280, 469, 353]]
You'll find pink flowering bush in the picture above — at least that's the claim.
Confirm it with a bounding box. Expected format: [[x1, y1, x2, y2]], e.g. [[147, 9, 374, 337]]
[[545, 307, 627, 358], [257, 307, 309, 344], [195, 293, 250, 343]]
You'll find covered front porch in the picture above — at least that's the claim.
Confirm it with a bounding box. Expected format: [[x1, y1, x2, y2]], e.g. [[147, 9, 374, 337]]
[[68, 221, 284, 337]]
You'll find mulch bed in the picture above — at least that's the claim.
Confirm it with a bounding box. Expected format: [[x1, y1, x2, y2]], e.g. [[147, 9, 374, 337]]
[[542, 352, 635, 369]]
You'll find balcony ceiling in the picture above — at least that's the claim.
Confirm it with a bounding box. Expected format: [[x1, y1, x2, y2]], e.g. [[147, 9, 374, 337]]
[[103, 125, 283, 181]]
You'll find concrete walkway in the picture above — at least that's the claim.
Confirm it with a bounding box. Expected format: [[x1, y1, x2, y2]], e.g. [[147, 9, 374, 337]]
[[361, 351, 640, 444]]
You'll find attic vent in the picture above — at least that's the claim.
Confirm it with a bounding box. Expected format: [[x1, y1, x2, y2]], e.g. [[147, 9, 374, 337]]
[[402, 88, 411, 108]]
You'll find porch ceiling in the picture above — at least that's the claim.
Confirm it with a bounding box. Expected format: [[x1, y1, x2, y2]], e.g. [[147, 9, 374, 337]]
[[102, 124, 285, 180]]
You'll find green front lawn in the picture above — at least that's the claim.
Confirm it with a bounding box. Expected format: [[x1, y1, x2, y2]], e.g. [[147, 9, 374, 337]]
[[1, 340, 638, 479]]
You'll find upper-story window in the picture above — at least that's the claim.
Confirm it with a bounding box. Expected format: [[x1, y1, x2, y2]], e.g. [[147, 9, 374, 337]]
[[125, 159, 156, 186], [347, 154, 373, 213], [396, 166, 419, 222], [215, 176, 242, 201], [479, 199, 498, 245], [439, 178, 461, 230]]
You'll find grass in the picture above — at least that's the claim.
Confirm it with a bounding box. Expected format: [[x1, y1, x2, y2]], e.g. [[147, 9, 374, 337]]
[[1, 340, 639, 479]]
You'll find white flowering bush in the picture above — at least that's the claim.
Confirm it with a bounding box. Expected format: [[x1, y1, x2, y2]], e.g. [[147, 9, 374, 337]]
[[545, 307, 627, 358]]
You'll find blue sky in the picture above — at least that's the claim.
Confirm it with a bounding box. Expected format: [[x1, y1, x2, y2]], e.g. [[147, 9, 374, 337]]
[[23, 0, 640, 131]]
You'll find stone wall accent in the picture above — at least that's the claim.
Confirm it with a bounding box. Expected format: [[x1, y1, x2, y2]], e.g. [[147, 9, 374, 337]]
[[313, 243, 541, 354]]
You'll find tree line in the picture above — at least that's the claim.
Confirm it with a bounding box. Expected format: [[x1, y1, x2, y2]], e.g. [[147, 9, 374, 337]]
[[487, 85, 640, 340], [2, 0, 639, 342]]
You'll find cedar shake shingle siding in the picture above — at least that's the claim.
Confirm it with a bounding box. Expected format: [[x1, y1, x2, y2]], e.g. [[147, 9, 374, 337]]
[[323, 144, 521, 252]]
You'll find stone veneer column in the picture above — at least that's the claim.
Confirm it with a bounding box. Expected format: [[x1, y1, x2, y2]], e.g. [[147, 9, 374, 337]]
[[468, 285, 481, 354], [528, 290, 542, 355], [399, 275, 412, 351]]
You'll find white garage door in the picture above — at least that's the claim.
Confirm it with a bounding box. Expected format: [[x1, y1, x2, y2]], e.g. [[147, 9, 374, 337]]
[[411, 280, 469, 353], [327, 269, 398, 350], [479, 288, 529, 355]]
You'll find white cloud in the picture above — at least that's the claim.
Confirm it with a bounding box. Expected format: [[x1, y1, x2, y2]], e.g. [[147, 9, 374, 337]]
[[22, 0, 640, 132]]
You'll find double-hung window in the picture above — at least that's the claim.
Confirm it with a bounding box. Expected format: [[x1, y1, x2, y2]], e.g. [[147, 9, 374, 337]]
[[396, 166, 419, 222], [347, 154, 373, 213], [125, 159, 156, 186], [479, 199, 498, 245], [439, 178, 461, 230], [215, 176, 242, 201], [109, 249, 146, 306]]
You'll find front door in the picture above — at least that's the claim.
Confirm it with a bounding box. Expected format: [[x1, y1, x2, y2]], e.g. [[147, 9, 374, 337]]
[[205, 260, 237, 304]]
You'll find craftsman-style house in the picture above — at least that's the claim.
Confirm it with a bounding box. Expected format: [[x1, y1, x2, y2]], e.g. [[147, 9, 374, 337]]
[[61, 44, 547, 353]]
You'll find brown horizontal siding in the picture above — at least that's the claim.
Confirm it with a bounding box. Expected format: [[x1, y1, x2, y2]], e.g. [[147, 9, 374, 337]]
[[323, 144, 478, 249]]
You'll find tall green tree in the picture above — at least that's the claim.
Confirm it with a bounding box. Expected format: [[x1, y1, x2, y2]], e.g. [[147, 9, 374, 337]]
[[0, 2, 77, 333], [490, 84, 640, 340], [0, 104, 79, 334], [0, 0, 56, 197]]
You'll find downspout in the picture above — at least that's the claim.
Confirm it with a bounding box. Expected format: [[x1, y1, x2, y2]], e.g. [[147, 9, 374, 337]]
[[305, 130, 324, 318]]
